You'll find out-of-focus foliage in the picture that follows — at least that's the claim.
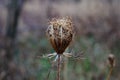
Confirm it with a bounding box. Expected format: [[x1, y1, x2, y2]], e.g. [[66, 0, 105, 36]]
[[0, 0, 120, 80]]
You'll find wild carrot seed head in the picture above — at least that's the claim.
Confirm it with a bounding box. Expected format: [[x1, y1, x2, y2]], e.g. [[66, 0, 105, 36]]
[[108, 54, 115, 68], [46, 17, 74, 54]]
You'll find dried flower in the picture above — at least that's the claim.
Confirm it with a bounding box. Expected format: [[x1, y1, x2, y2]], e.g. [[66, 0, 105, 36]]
[[45, 17, 84, 80], [106, 54, 115, 80], [46, 17, 74, 54], [108, 54, 115, 68]]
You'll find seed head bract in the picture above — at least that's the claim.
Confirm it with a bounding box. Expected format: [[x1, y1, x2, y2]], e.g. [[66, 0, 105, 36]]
[[46, 17, 74, 54]]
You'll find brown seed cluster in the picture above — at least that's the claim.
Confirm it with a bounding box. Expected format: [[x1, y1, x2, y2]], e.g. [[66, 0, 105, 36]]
[[46, 17, 74, 54], [108, 54, 115, 68]]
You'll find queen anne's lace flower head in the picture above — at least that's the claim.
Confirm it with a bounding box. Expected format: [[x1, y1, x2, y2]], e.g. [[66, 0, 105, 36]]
[[46, 17, 74, 54], [44, 17, 84, 62]]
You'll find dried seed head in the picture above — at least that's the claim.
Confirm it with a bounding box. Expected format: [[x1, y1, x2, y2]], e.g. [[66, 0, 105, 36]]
[[46, 17, 74, 54], [108, 54, 115, 68]]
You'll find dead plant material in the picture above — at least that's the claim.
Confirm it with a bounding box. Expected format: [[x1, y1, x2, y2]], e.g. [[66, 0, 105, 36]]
[[46, 17, 74, 54]]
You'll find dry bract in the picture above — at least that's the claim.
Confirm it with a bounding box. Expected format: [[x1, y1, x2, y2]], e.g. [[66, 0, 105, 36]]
[[46, 17, 74, 54]]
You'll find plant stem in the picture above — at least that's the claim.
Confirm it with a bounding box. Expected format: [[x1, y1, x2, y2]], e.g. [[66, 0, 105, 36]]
[[57, 54, 61, 80], [106, 67, 113, 80], [63, 57, 68, 80]]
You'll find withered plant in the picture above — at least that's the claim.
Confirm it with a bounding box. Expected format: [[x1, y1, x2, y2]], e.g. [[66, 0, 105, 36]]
[[106, 54, 115, 80], [46, 17, 74, 80]]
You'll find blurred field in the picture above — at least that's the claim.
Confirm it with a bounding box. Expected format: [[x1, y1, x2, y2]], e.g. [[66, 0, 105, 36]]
[[0, 0, 120, 80]]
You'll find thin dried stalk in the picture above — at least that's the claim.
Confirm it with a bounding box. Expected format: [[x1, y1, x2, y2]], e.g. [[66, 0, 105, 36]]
[[106, 67, 113, 80], [57, 55, 61, 80], [63, 57, 68, 80]]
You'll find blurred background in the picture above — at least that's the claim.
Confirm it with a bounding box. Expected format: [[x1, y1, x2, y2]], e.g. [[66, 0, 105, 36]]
[[0, 0, 120, 80]]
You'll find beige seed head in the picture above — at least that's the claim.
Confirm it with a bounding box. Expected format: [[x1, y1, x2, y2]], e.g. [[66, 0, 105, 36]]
[[108, 54, 115, 68], [46, 17, 74, 54]]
